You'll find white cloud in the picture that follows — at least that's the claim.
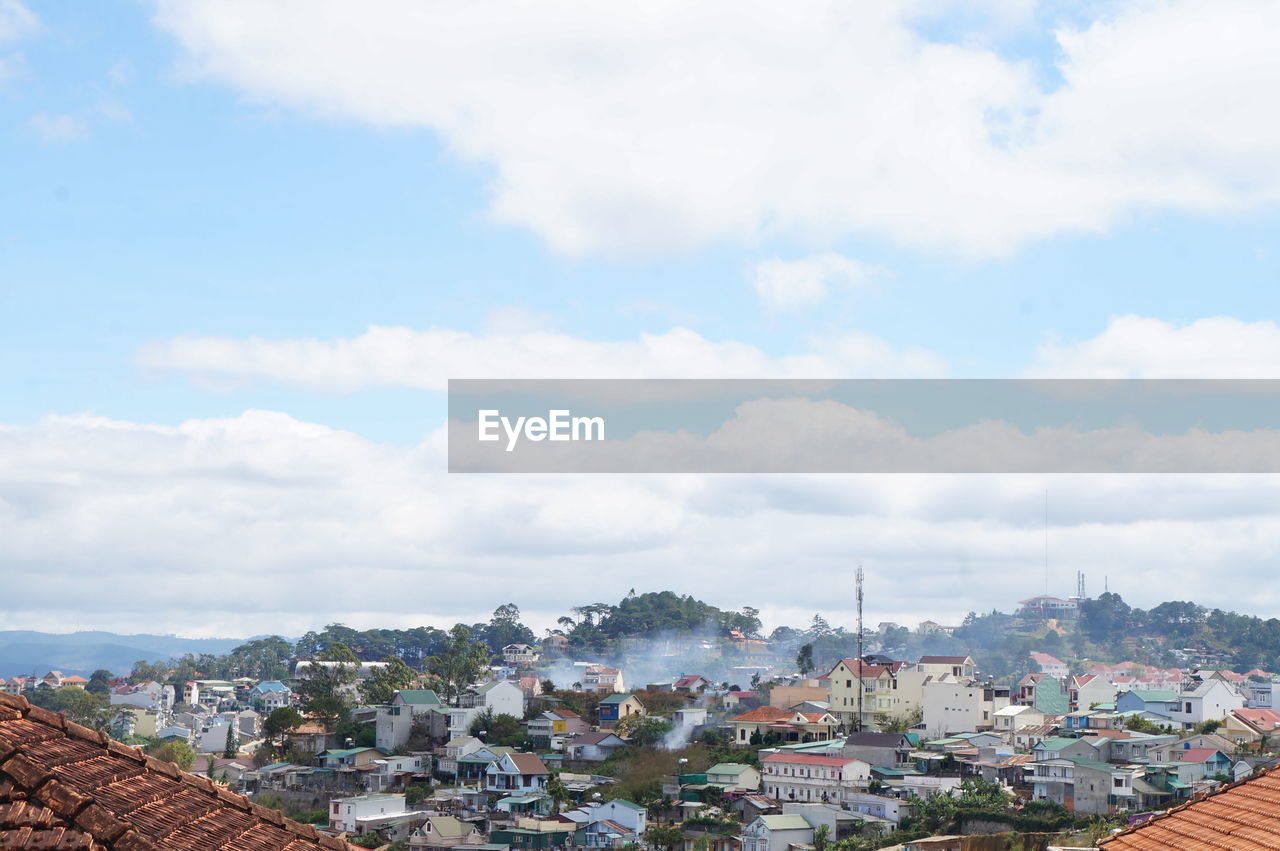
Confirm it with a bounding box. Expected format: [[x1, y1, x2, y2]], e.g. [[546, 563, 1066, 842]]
[[0, 0, 36, 43], [149, 0, 1280, 256], [751, 253, 884, 310], [137, 323, 948, 391], [26, 112, 88, 143], [1029, 315, 1280, 378], [5, 410, 1280, 637]]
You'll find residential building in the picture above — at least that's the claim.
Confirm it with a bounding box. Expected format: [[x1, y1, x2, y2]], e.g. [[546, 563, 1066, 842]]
[[673, 675, 710, 693], [732, 707, 839, 744], [1029, 653, 1069, 679], [840, 732, 912, 768], [527, 708, 590, 745], [504, 644, 541, 666], [408, 815, 484, 850], [486, 752, 550, 795], [741, 814, 813, 851], [916, 656, 977, 679], [760, 753, 870, 805], [992, 704, 1045, 734], [1017, 596, 1081, 618], [565, 731, 628, 762], [1164, 677, 1246, 730], [921, 675, 1009, 737], [706, 762, 761, 793], [329, 793, 415, 835], [1029, 757, 1138, 815], [582, 666, 625, 694], [248, 680, 291, 711], [1222, 707, 1280, 746], [1068, 674, 1118, 712], [597, 694, 645, 727]]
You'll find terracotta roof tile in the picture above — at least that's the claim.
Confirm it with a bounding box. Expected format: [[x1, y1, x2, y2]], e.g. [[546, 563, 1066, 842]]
[[1099, 765, 1280, 849], [0, 692, 358, 850]]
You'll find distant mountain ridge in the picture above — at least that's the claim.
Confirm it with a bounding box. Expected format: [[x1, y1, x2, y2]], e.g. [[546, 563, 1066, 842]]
[[0, 630, 254, 678]]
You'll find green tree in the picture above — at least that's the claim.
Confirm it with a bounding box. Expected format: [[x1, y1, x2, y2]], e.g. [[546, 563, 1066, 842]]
[[546, 772, 571, 815], [813, 824, 830, 851], [796, 643, 815, 676], [263, 706, 304, 752], [614, 714, 673, 747], [645, 826, 685, 850], [294, 644, 359, 730], [405, 782, 434, 807], [469, 708, 525, 747], [224, 721, 239, 758], [25, 686, 113, 730], [151, 739, 196, 771], [86, 669, 114, 697], [429, 625, 490, 705], [360, 656, 418, 705]]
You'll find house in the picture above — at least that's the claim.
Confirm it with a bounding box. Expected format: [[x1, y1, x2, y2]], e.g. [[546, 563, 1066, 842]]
[[674, 675, 710, 694], [583, 799, 647, 835], [1029, 652, 1069, 679], [504, 644, 541, 666], [1032, 737, 1102, 763], [527, 708, 591, 744], [318, 746, 387, 770], [1115, 688, 1181, 720], [330, 793, 423, 837], [0, 690, 362, 849], [840, 732, 912, 768], [706, 762, 761, 793], [1147, 733, 1237, 764], [486, 752, 550, 795], [565, 731, 628, 762], [760, 753, 870, 805], [741, 814, 814, 851], [1222, 707, 1280, 745], [825, 658, 896, 730], [376, 689, 444, 751], [992, 704, 1046, 734], [1164, 677, 1247, 730], [597, 694, 645, 727], [1098, 765, 1280, 848], [409, 815, 484, 850], [921, 676, 1010, 736], [916, 656, 976, 679], [732, 706, 839, 744], [1165, 748, 1234, 781], [1015, 673, 1070, 715], [1068, 674, 1118, 711], [582, 666, 626, 694], [248, 679, 291, 710], [1017, 596, 1080, 618], [1028, 757, 1138, 814]]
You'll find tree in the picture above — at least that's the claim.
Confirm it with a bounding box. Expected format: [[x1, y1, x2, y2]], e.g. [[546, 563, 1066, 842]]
[[86, 669, 114, 697], [224, 721, 239, 758], [263, 706, 304, 753], [813, 824, 830, 851], [25, 686, 112, 730], [152, 740, 196, 771], [405, 782, 434, 807], [294, 643, 360, 730], [360, 656, 417, 705], [645, 826, 685, 850], [614, 714, 673, 747], [546, 772, 571, 815], [469, 708, 525, 747], [796, 643, 815, 676], [429, 625, 490, 705]]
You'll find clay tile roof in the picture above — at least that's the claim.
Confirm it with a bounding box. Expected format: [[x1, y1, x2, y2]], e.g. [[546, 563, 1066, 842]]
[[1099, 765, 1280, 849], [732, 707, 793, 723], [0, 692, 357, 850]]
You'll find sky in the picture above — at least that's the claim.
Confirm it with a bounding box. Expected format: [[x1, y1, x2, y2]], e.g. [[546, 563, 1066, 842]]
[[3, 0, 1280, 640]]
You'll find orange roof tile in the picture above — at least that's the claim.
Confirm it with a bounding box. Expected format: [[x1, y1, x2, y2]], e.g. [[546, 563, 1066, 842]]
[[0, 691, 356, 850], [731, 707, 793, 724], [1099, 766, 1280, 850]]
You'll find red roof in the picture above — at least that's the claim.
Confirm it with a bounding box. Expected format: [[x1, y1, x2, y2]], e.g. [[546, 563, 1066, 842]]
[[1176, 748, 1224, 763], [826, 659, 889, 678], [0, 691, 356, 850], [762, 753, 859, 767], [1234, 708, 1280, 732], [732, 707, 794, 724], [1100, 765, 1280, 849]]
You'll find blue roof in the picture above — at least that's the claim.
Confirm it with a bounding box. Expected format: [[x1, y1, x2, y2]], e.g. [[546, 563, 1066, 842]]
[[251, 680, 289, 694]]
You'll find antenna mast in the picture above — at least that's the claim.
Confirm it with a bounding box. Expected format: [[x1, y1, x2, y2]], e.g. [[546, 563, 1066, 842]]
[[856, 563, 864, 733]]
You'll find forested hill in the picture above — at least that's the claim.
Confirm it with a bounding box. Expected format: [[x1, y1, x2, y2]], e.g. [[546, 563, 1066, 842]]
[[8, 590, 1280, 685]]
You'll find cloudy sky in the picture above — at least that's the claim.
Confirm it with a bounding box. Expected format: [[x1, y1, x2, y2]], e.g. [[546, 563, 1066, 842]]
[[3, 0, 1280, 638]]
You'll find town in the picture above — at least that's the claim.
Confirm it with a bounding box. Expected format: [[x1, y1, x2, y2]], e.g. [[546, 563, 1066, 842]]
[[2, 589, 1278, 850]]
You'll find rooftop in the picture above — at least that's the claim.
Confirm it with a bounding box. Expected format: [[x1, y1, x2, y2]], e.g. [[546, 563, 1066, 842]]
[[0, 691, 357, 850], [1100, 766, 1280, 849]]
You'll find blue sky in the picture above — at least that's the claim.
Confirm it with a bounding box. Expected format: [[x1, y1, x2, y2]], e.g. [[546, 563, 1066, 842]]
[[4, 0, 1280, 637]]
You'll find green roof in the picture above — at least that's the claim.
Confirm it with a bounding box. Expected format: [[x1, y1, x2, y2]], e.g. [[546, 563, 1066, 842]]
[[396, 689, 442, 705], [1037, 737, 1094, 752], [1053, 756, 1128, 774], [707, 763, 752, 777], [1130, 690, 1179, 702], [322, 748, 379, 758], [758, 815, 812, 831], [598, 694, 637, 705]]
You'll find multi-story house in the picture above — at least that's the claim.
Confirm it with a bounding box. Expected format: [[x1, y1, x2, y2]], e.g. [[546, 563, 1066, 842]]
[[582, 666, 626, 694], [921, 675, 1010, 737], [485, 752, 549, 795], [760, 753, 870, 806], [741, 814, 813, 851], [1029, 757, 1138, 815]]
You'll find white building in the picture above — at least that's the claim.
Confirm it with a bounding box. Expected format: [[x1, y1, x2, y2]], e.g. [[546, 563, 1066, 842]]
[[922, 676, 1010, 737], [741, 815, 813, 851], [760, 753, 870, 806], [329, 793, 411, 834]]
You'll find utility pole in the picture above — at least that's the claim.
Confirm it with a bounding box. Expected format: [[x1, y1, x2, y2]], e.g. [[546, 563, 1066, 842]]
[[856, 563, 864, 733]]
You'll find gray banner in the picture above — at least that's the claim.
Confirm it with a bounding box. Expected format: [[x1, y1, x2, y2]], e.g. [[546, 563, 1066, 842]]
[[447, 379, 1280, 473]]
